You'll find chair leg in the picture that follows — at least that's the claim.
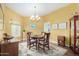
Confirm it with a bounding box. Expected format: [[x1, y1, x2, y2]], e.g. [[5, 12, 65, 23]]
[[27, 41, 28, 47], [27, 43, 28, 47], [48, 44, 50, 50], [36, 42, 37, 50], [38, 43, 39, 50], [43, 45, 45, 52], [29, 43, 31, 49], [29, 45, 30, 49]]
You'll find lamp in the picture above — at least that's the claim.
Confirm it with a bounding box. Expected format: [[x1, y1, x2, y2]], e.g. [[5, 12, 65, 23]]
[[30, 5, 40, 21]]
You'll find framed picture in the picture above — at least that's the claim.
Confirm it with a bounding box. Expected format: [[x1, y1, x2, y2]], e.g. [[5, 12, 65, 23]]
[[52, 24, 58, 29], [31, 23, 36, 29], [58, 22, 67, 29]]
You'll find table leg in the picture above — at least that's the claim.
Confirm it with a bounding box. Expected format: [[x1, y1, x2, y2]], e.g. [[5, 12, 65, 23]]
[[36, 39, 38, 50]]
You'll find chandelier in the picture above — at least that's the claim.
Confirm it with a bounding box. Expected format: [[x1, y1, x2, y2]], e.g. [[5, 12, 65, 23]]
[[30, 5, 40, 21]]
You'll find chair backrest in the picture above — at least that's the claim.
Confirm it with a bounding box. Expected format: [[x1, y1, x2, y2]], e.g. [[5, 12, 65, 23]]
[[41, 32, 45, 36], [27, 32, 31, 41], [44, 32, 50, 42]]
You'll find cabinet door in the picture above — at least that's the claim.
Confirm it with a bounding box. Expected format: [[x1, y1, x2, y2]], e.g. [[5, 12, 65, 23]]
[[6, 42, 18, 56], [0, 44, 9, 56]]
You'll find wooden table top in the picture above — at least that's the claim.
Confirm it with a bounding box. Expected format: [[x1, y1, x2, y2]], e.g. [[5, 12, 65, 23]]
[[31, 35, 44, 39]]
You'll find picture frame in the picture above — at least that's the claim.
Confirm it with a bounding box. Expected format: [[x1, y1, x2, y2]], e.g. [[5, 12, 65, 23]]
[[31, 23, 36, 29], [52, 24, 58, 30], [58, 22, 67, 29]]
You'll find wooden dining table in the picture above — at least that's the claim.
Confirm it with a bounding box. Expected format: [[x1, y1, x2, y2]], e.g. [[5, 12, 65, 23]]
[[31, 35, 44, 50]]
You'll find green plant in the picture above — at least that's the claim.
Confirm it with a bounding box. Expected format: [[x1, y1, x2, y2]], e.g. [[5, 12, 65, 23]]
[[22, 29, 26, 32]]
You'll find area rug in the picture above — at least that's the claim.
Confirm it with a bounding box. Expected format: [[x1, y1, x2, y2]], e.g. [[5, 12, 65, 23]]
[[19, 41, 67, 56]]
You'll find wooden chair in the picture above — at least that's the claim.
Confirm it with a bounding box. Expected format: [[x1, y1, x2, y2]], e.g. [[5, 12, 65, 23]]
[[38, 32, 50, 51], [41, 32, 45, 36], [27, 32, 37, 49]]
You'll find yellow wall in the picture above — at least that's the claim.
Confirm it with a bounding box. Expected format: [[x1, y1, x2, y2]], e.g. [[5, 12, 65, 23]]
[[0, 4, 4, 41], [0, 4, 25, 41], [23, 16, 46, 35], [0, 4, 45, 41], [43, 4, 78, 46], [0, 3, 78, 46]]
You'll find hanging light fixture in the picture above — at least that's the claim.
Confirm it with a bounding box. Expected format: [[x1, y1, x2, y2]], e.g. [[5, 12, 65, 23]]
[[30, 5, 40, 21]]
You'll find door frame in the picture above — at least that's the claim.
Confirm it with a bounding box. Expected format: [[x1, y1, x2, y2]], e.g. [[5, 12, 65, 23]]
[[70, 15, 78, 52]]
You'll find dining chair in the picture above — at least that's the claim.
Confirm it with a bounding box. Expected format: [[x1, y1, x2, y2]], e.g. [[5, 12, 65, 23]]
[[41, 32, 45, 36], [27, 32, 37, 49], [38, 32, 50, 52]]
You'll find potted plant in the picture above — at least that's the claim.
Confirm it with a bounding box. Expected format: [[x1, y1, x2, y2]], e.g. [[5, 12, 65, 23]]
[[22, 29, 26, 40], [22, 29, 26, 32]]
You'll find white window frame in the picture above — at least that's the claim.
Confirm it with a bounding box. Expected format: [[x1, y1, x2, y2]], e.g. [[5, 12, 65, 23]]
[[11, 23, 21, 38], [44, 22, 51, 32]]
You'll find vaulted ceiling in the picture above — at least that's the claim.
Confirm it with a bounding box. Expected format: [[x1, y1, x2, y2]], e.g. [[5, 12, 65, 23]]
[[6, 3, 70, 17]]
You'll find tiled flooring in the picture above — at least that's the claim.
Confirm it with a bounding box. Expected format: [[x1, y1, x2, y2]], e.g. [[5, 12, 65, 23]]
[[19, 41, 67, 56], [18, 41, 79, 56]]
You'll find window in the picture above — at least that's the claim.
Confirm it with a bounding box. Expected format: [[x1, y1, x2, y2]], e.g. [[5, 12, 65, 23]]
[[44, 22, 51, 32], [11, 24, 21, 37]]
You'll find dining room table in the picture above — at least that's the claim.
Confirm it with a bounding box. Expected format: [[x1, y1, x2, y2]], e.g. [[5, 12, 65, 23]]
[[31, 35, 44, 50]]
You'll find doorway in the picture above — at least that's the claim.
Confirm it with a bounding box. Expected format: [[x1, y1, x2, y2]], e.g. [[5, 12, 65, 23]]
[[70, 15, 79, 53]]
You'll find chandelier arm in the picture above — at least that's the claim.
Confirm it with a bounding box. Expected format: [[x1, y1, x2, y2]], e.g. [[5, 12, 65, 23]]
[[30, 5, 40, 20]]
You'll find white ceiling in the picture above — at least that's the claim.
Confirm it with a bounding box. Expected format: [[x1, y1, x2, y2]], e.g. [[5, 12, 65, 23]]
[[6, 3, 70, 17]]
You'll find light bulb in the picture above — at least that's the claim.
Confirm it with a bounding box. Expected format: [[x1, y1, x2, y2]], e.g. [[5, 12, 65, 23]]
[[37, 17, 40, 21], [30, 15, 34, 19], [36, 15, 38, 18]]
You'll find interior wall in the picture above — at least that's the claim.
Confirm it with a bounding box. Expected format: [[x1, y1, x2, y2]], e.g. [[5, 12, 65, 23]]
[[23, 16, 46, 35], [0, 4, 25, 41], [43, 4, 78, 46], [0, 4, 46, 41], [0, 4, 4, 42], [0, 3, 78, 45]]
